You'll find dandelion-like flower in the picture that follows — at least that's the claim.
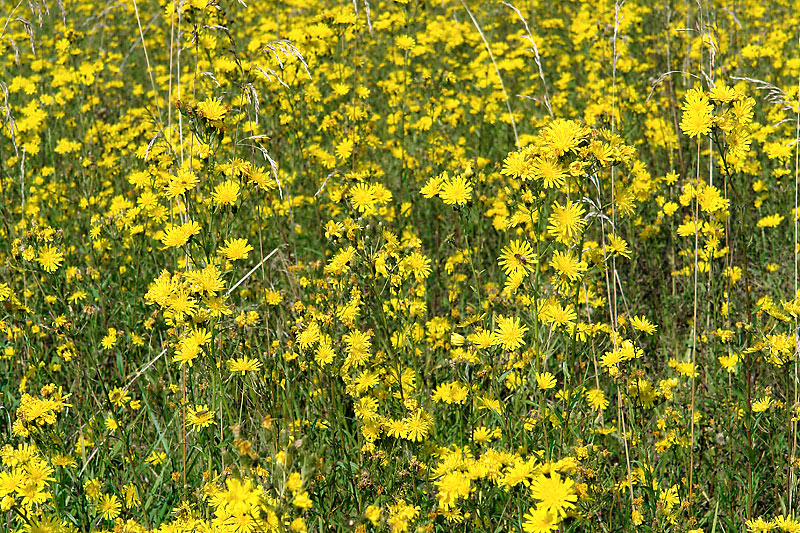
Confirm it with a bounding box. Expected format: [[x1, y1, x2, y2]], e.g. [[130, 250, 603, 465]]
[[531, 156, 566, 189], [498, 239, 537, 277], [227, 356, 262, 374], [522, 506, 558, 533], [680, 87, 713, 138], [547, 201, 585, 244], [187, 404, 215, 429], [529, 472, 577, 518], [36, 245, 64, 272], [196, 98, 227, 121], [219, 238, 253, 261], [491, 315, 528, 351], [541, 118, 587, 156], [212, 180, 241, 206], [439, 175, 472, 206]]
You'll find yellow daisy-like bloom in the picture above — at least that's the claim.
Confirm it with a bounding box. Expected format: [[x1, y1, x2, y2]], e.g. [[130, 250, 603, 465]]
[[212, 180, 240, 206], [757, 214, 784, 228], [744, 517, 774, 532], [529, 472, 577, 518], [535, 372, 557, 390], [491, 315, 528, 351], [101, 328, 118, 349], [501, 150, 532, 179], [227, 356, 262, 374], [36, 244, 64, 272], [403, 410, 430, 442], [335, 138, 354, 159], [399, 251, 432, 281], [420, 175, 444, 198], [541, 118, 587, 156], [365, 505, 381, 526], [187, 404, 215, 429], [439, 175, 472, 206], [349, 182, 376, 213], [606, 233, 632, 258], [293, 490, 313, 509], [196, 98, 227, 121], [498, 239, 537, 277], [773, 515, 800, 532], [708, 82, 737, 104], [108, 386, 131, 407], [161, 221, 201, 248], [732, 97, 755, 124], [384, 418, 407, 439], [549, 249, 586, 282], [98, 493, 121, 520], [219, 237, 253, 261], [522, 506, 558, 533], [435, 471, 471, 510], [165, 167, 198, 199], [585, 388, 609, 410], [752, 396, 772, 413], [547, 201, 585, 244], [531, 156, 566, 189], [680, 87, 713, 138], [630, 315, 657, 335]]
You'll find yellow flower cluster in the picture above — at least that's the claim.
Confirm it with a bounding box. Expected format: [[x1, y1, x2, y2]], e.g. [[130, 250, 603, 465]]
[[3, 0, 800, 531]]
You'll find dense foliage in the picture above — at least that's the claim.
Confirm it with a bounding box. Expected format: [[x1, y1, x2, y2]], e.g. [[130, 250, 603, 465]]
[[2, 0, 800, 531]]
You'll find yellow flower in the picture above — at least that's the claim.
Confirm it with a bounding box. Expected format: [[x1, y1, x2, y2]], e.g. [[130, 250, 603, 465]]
[[585, 388, 609, 410], [662, 201, 678, 216], [432, 381, 469, 404], [335, 138, 354, 159], [522, 506, 558, 533], [757, 214, 784, 228], [98, 493, 121, 520], [365, 505, 381, 526], [745, 517, 775, 532], [536, 372, 557, 390], [286, 472, 303, 493], [36, 245, 64, 272], [752, 396, 772, 413], [630, 315, 657, 335], [293, 490, 313, 509], [108, 387, 131, 407], [187, 404, 215, 429], [165, 167, 198, 198], [196, 98, 227, 121], [529, 472, 577, 518], [349, 182, 376, 213], [547, 201, 585, 244], [395, 34, 415, 50], [212, 180, 240, 206], [708, 82, 737, 104], [219, 237, 253, 261], [531, 156, 566, 189], [498, 239, 537, 277], [680, 87, 713, 138], [541, 118, 588, 156], [606, 233, 631, 258], [549, 249, 586, 283], [161, 221, 201, 248], [101, 328, 118, 349], [290, 517, 307, 532], [227, 356, 262, 374], [435, 471, 470, 510], [502, 150, 533, 179], [491, 315, 528, 351], [439, 175, 472, 206]]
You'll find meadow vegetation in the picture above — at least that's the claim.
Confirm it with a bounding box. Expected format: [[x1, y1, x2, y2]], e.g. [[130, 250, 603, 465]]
[[2, 0, 800, 531]]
